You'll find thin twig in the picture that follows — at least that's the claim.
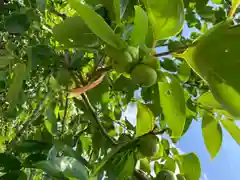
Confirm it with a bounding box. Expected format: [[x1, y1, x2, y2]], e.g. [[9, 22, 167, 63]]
[[9, 92, 50, 147], [70, 71, 118, 146], [62, 94, 69, 133], [154, 43, 196, 57]]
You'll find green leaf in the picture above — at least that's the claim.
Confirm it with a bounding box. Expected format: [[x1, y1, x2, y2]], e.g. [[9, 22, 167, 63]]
[[4, 13, 30, 34], [0, 153, 21, 172], [230, 0, 240, 16], [0, 171, 26, 180], [221, 119, 240, 145], [7, 63, 27, 111], [177, 60, 191, 83], [136, 102, 155, 137], [53, 16, 99, 48], [35, 156, 88, 180], [13, 140, 51, 154], [44, 105, 58, 136], [23, 153, 47, 168], [144, 0, 185, 40], [130, 6, 148, 46], [211, 0, 222, 4], [139, 158, 151, 174], [178, 153, 201, 180], [159, 74, 186, 137], [163, 157, 176, 172], [198, 91, 222, 109], [118, 152, 136, 179], [202, 111, 222, 159], [113, 0, 121, 24], [181, 19, 240, 118], [68, 0, 127, 50]]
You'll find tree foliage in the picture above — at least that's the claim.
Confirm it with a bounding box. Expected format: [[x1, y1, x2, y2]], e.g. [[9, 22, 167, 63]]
[[0, 0, 240, 179]]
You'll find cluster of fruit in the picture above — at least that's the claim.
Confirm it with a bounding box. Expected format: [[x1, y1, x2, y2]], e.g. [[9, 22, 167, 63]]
[[104, 45, 159, 87], [135, 134, 186, 180]]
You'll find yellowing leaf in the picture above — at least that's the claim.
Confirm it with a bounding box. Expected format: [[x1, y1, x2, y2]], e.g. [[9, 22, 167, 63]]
[[179, 153, 201, 180], [221, 119, 240, 145], [159, 74, 186, 137], [136, 102, 155, 137], [68, 0, 127, 50], [131, 6, 148, 46], [202, 111, 222, 159], [144, 0, 185, 40]]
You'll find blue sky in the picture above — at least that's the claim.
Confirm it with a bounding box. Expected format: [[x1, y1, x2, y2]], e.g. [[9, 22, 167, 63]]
[[177, 120, 240, 180]]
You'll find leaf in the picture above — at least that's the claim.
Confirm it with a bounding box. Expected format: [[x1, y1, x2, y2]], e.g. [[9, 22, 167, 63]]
[[230, 0, 240, 17], [7, 63, 27, 111], [139, 158, 151, 174], [4, 13, 30, 34], [130, 6, 148, 46], [44, 105, 58, 136], [198, 91, 222, 109], [113, 0, 121, 24], [181, 19, 240, 117], [35, 156, 88, 180], [178, 153, 201, 180], [163, 157, 176, 172], [177, 60, 191, 83], [0, 153, 21, 172], [202, 111, 222, 159], [221, 119, 240, 145], [53, 16, 99, 48], [13, 140, 51, 154], [159, 74, 186, 137], [23, 153, 47, 168], [68, 0, 127, 50], [0, 171, 26, 180], [211, 0, 222, 4], [117, 152, 136, 179], [136, 102, 155, 137], [144, 0, 185, 40]]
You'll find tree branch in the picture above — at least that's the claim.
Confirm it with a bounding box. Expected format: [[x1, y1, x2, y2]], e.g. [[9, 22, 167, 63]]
[[70, 71, 118, 146], [8, 92, 50, 147]]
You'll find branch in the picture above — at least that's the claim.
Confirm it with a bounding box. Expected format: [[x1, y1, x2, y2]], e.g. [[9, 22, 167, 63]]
[[70, 71, 118, 146], [62, 94, 69, 133], [8, 92, 50, 147], [154, 43, 196, 57]]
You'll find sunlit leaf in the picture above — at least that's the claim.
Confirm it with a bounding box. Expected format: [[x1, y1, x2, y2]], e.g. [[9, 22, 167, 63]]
[[131, 6, 148, 46], [181, 19, 240, 118], [178, 153, 201, 180], [53, 16, 99, 48], [221, 119, 240, 145], [68, 0, 127, 49], [144, 0, 185, 40], [136, 102, 155, 137], [202, 111, 222, 159], [198, 91, 222, 109], [159, 74, 186, 137], [35, 156, 88, 180]]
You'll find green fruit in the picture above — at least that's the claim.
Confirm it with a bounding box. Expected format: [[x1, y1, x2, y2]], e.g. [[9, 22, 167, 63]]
[[127, 46, 139, 61], [176, 174, 186, 180], [139, 134, 159, 157], [142, 55, 160, 70], [155, 170, 177, 180], [105, 45, 133, 72], [131, 64, 157, 87]]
